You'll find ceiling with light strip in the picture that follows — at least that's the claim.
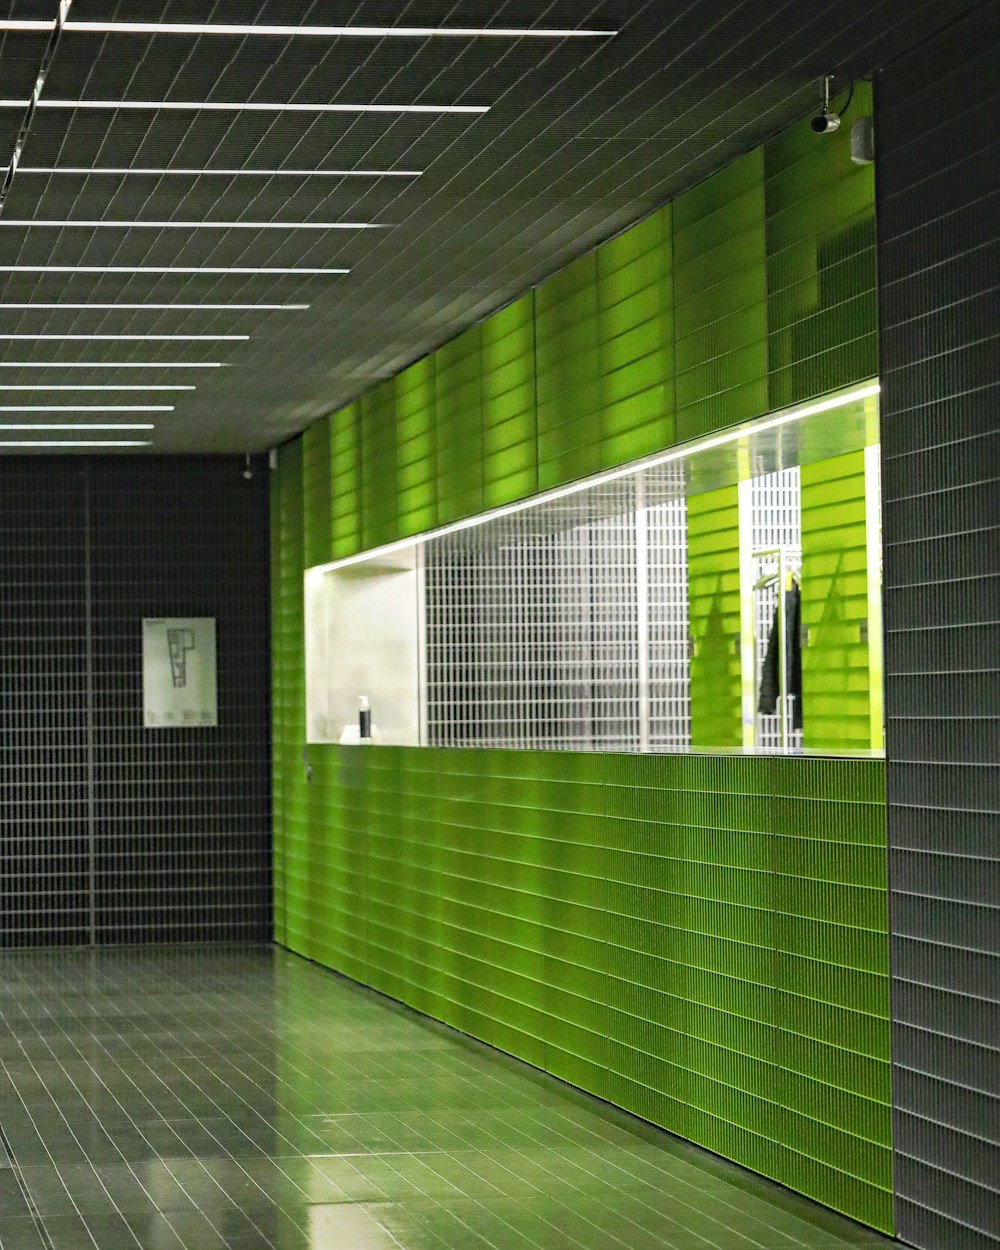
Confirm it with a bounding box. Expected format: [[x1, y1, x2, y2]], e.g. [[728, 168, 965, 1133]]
[[0, 0, 964, 452]]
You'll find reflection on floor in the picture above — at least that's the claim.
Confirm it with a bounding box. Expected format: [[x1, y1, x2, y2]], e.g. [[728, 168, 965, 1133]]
[[0, 946, 895, 1250]]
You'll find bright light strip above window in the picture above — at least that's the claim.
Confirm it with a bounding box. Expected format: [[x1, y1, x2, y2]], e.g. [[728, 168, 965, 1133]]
[[309, 384, 882, 577], [15, 166, 422, 178], [0, 333, 247, 341], [0, 405, 172, 412], [2, 219, 381, 230], [0, 265, 348, 275], [0, 99, 489, 115], [62, 21, 616, 37], [0, 361, 223, 368], [0, 440, 150, 447], [0, 384, 193, 391], [0, 423, 155, 430], [0, 303, 309, 310]]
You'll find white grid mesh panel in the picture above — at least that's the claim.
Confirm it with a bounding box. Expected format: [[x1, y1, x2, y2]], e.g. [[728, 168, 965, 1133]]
[[750, 467, 802, 750], [426, 482, 640, 750], [645, 471, 691, 749], [425, 470, 694, 752]]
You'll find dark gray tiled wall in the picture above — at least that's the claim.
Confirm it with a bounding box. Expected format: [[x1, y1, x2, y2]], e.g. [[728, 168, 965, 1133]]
[[0, 462, 90, 947], [877, 5, 1000, 1247], [0, 457, 271, 947]]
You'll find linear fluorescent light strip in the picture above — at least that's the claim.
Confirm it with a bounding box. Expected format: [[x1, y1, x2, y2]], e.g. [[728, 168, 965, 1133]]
[[0, 303, 309, 310], [0, 361, 223, 368], [0, 439, 150, 446], [62, 21, 616, 37], [310, 385, 882, 576], [0, 266, 347, 274], [0, 385, 193, 391], [0, 333, 247, 341], [14, 167, 421, 177], [0, 423, 155, 430], [1, 219, 381, 229], [0, 405, 172, 411], [0, 20, 615, 36], [0, 99, 489, 115]]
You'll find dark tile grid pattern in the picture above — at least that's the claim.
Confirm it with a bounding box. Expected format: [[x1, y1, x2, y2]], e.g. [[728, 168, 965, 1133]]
[[0, 2, 968, 454], [87, 457, 272, 944], [0, 456, 271, 947], [0, 461, 89, 948], [877, 4, 1000, 1248], [0, 945, 896, 1250]]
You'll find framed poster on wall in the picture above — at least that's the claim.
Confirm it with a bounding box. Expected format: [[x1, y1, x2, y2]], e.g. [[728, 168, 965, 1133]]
[[142, 617, 218, 728]]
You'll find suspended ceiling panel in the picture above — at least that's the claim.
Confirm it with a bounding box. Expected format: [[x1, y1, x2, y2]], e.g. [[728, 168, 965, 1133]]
[[0, 0, 970, 453]]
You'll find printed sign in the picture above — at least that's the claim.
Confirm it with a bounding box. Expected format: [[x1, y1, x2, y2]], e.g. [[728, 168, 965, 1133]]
[[142, 617, 218, 728]]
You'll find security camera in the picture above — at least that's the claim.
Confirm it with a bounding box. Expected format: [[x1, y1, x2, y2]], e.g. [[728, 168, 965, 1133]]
[[811, 110, 841, 134], [811, 74, 840, 135]]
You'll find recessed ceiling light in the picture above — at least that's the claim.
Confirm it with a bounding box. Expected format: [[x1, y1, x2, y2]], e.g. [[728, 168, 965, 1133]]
[[2, 219, 381, 230], [62, 21, 617, 38], [0, 440, 151, 447], [16, 167, 421, 178], [0, 303, 309, 310], [0, 266, 348, 274], [12, 99, 488, 115], [0, 333, 248, 341], [0, 362, 224, 368], [0, 423, 155, 430], [0, 405, 173, 411], [0, 385, 193, 391]]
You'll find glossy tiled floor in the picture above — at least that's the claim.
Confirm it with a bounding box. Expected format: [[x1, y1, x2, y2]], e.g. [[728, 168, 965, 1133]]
[[0, 946, 896, 1250]]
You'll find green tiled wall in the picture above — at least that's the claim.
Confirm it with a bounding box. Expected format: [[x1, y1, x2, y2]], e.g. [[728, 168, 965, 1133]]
[[765, 84, 876, 410], [271, 99, 890, 1234], [278, 740, 892, 1232], [360, 380, 398, 551], [482, 293, 537, 507], [597, 206, 675, 466], [535, 253, 602, 489], [330, 402, 361, 559], [395, 357, 437, 538], [271, 437, 304, 950], [435, 324, 484, 523], [308, 99, 874, 542], [801, 450, 873, 750], [301, 420, 331, 569], [674, 150, 768, 440], [687, 485, 744, 747]]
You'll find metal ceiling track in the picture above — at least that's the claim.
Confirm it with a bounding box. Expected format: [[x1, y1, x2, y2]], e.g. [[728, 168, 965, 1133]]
[[0, 0, 73, 214]]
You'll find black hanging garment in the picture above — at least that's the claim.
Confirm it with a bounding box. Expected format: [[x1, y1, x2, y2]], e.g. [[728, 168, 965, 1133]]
[[757, 584, 802, 731]]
